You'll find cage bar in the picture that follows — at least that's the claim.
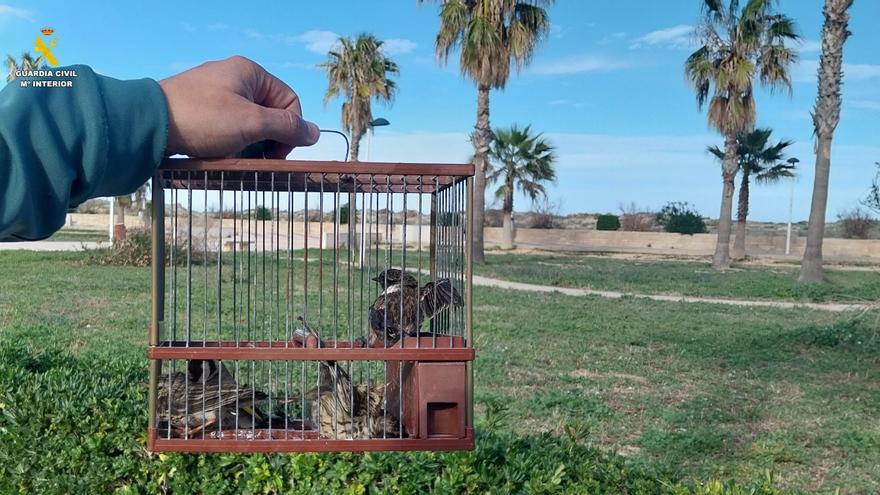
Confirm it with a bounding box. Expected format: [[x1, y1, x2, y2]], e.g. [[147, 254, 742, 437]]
[[148, 158, 474, 453]]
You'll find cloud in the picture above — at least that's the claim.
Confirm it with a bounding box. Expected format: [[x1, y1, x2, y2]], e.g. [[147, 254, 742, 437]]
[[243, 27, 263, 39], [530, 55, 632, 75], [598, 31, 627, 46], [207, 22, 229, 31], [629, 24, 694, 49], [0, 4, 32, 22], [797, 39, 822, 53], [179, 21, 197, 33], [382, 38, 417, 55], [293, 30, 341, 54], [794, 59, 880, 83]]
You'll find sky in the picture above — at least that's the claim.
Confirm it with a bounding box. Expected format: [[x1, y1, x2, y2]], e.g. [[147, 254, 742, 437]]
[[1, 1, 879, 222]]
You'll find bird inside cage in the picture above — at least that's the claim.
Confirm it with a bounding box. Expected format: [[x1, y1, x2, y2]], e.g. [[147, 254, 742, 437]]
[[156, 359, 270, 438], [367, 269, 464, 347], [294, 317, 403, 440]]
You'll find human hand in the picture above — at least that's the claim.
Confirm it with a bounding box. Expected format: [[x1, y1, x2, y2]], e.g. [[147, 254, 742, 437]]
[[159, 56, 320, 159]]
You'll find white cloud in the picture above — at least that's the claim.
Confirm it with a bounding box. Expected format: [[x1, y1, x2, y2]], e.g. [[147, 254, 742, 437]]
[[797, 39, 822, 53], [207, 22, 229, 31], [243, 28, 263, 39], [293, 30, 341, 54], [598, 31, 627, 46], [547, 99, 585, 109], [850, 99, 880, 111], [530, 55, 632, 75], [0, 4, 33, 22], [179, 21, 197, 33], [382, 38, 417, 55], [630, 24, 694, 49], [794, 59, 880, 83]]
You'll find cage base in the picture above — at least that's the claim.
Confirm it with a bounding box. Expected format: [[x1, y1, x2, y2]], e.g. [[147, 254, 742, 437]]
[[147, 427, 474, 453]]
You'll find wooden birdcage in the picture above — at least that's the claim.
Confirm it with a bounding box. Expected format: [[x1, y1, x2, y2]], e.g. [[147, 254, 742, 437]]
[[146, 157, 474, 452]]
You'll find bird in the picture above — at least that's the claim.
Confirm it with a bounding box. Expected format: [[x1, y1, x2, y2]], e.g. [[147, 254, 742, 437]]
[[156, 359, 269, 438], [294, 316, 402, 439], [367, 268, 464, 347]]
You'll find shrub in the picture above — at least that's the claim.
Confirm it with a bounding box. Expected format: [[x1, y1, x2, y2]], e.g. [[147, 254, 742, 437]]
[[837, 208, 875, 239], [79, 228, 216, 267], [337, 202, 350, 224], [619, 202, 655, 231], [656, 202, 708, 235], [255, 206, 272, 221], [529, 199, 562, 229], [596, 214, 621, 231]]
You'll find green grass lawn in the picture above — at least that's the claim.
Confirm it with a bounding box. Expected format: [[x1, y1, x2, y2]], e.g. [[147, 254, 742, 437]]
[[0, 250, 878, 493], [476, 252, 880, 303], [45, 228, 108, 242]]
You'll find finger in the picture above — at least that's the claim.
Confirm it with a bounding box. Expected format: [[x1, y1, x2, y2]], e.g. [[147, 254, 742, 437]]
[[258, 106, 321, 154]]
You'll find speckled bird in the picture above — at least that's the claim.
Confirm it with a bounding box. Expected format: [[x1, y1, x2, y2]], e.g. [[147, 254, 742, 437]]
[[295, 316, 402, 439], [156, 359, 268, 438], [368, 268, 464, 347]]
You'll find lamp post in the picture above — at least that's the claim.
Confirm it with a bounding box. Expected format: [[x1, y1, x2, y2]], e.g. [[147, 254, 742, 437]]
[[365, 117, 390, 162], [361, 118, 390, 267], [785, 157, 799, 256]]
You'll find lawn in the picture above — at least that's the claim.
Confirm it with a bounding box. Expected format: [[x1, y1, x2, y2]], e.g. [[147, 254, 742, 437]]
[[0, 250, 878, 493], [45, 228, 109, 243], [476, 252, 880, 303]]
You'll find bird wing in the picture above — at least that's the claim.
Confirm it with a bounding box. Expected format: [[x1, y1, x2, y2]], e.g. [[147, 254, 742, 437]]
[[419, 278, 463, 320]]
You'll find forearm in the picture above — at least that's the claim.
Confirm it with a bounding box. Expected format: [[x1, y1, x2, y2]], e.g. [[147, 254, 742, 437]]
[[0, 65, 167, 241]]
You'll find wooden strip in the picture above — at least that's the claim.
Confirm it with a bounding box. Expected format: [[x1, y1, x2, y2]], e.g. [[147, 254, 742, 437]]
[[148, 428, 475, 453], [160, 158, 474, 177], [148, 345, 475, 362]]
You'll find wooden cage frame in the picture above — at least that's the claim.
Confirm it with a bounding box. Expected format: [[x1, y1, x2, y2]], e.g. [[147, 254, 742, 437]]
[[147, 158, 475, 452]]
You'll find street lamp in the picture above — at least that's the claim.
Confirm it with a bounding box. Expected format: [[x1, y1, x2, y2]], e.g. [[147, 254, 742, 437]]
[[365, 118, 390, 162], [785, 157, 800, 256]]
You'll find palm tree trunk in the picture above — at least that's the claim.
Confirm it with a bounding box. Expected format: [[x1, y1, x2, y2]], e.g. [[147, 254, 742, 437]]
[[501, 188, 514, 250], [799, 0, 852, 283], [347, 130, 362, 255], [732, 169, 750, 260], [471, 84, 491, 263], [800, 135, 832, 282], [713, 135, 737, 269], [350, 134, 361, 162]]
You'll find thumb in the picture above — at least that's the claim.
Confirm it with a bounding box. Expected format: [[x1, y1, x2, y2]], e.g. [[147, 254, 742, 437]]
[[256, 106, 321, 157]]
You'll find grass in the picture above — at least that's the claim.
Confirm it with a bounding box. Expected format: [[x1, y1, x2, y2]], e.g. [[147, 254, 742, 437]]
[[1, 250, 878, 493], [45, 228, 108, 242], [475, 252, 880, 303]]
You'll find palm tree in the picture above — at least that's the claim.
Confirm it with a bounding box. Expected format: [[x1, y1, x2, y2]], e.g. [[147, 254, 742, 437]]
[[5, 52, 41, 83], [799, 0, 855, 283], [487, 125, 556, 249], [320, 34, 399, 162], [709, 128, 797, 259], [422, 0, 552, 263], [685, 0, 798, 269], [864, 162, 880, 214]]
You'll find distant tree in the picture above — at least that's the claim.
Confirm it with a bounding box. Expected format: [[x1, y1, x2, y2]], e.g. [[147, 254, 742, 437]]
[[862, 162, 880, 214], [487, 125, 556, 249], [800, 0, 855, 283], [422, 0, 553, 262], [837, 208, 875, 239], [656, 202, 708, 235], [709, 128, 797, 259], [685, 0, 798, 269], [320, 34, 398, 162], [596, 214, 620, 231], [255, 206, 272, 221], [5, 52, 42, 83]]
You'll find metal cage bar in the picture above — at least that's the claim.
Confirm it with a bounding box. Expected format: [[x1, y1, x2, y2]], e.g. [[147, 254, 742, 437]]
[[149, 158, 474, 453]]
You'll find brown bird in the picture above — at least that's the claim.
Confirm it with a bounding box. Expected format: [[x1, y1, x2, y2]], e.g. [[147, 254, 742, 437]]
[[368, 268, 463, 347], [156, 359, 268, 438], [295, 316, 402, 439]]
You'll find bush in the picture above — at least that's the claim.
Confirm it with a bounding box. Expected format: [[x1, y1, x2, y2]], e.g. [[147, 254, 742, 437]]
[[619, 202, 655, 232], [0, 341, 793, 494], [596, 214, 621, 231], [337, 202, 350, 224], [837, 208, 875, 239], [529, 199, 562, 229], [79, 228, 215, 267], [255, 206, 272, 221], [656, 202, 708, 235]]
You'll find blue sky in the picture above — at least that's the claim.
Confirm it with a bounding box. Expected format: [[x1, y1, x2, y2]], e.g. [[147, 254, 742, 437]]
[[2, 0, 879, 222]]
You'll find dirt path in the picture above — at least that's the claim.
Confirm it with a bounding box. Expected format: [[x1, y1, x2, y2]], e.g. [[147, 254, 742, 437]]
[[472, 274, 873, 313]]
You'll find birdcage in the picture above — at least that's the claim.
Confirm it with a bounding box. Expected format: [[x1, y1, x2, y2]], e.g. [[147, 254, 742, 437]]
[[146, 157, 474, 452]]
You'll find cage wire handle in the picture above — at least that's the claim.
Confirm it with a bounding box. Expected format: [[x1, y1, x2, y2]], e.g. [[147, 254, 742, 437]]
[[319, 129, 350, 162]]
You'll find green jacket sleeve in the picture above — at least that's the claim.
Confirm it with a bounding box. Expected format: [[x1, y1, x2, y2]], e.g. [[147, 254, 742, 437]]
[[0, 65, 168, 241]]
